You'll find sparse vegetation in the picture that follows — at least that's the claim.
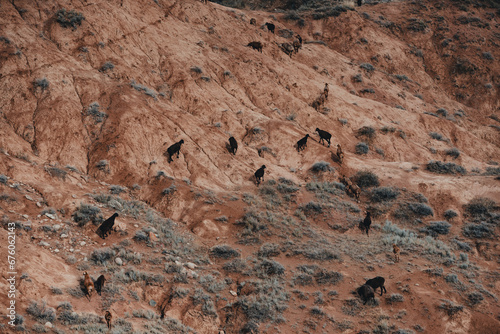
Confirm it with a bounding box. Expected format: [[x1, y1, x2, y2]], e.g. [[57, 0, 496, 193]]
[[445, 148, 460, 159], [27, 300, 56, 323], [360, 63, 375, 72], [421, 221, 451, 237], [210, 245, 240, 259], [370, 187, 399, 202], [352, 170, 380, 188], [426, 161, 466, 175], [311, 161, 331, 172], [355, 142, 369, 155], [55, 9, 85, 30], [72, 203, 103, 227], [33, 78, 49, 92]]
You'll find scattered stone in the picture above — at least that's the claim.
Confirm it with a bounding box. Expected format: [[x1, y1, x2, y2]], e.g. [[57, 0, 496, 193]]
[[72, 194, 77, 198], [36, 202, 42, 207], [39, 241, 50, 247], [114, 222, 127, 232], [149, 232, 158, 242], [45, 213, 57, 220], [134, 224, 139, 228], [187, 270, 198, 279], [80, 241, 86, 246], [69, 248, 74, 252], [61, 234, 68, 238], [230, 290, 237, 297], [44, 322, 53, 328], [53, 224, 61, 231], [54, 249, 59, 253], [175, 260, 182, 266], [186, 262, 196, 270], [22, 214, 29, 219], [115, 257, 123, 266], [150, 300, 157, 307], [25, 195, 33, 201]]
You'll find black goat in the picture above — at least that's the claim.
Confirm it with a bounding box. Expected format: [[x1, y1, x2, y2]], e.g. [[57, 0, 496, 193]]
[[95, 213, 118, 239], [296, 134, 309, 152], [365, 276, 387, 296], [247, 41, 263, 53], [359, 211, 371, 236], [264, 22, 275, 34], [357, 284, 375, 305], [95, 275, 106, 296], [250, 18, 257, 25], [254, 165, 266, 186], [229, 137, 238, 155], [315, 128, 331, 147], [166, 139, 184, 163]]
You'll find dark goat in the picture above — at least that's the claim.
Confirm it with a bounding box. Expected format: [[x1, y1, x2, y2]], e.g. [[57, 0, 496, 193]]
[[280, 43, 294, 58], [359, 211, 371, 236], [365, 276, 387, 296], [166, 139, 184, 163], [254, 165, 266, 186], [247, 41, 263, 53], [95, 213, 118, 240], [250, 18, 257, 25], [94, 275, 106, 296], [357, 284, 375, 305], [265, 22, 275, 33], [105, 311, 112, 329], [324, 83, 329, 100], [296, 134, 309, 152], [229, 136, 238, 155], [315, 128, 331, 147]]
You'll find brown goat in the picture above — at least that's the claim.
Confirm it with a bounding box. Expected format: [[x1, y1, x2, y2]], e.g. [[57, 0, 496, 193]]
[[250, 18, 257, 25], [393, 244, 400, 262], [280, 43, 294, 58], [83, 271, 94, 301], [292, 39, 302, 53], [337, 144, 344, 164], [350, 183, 361, 202], [105, 311, 112, 329]]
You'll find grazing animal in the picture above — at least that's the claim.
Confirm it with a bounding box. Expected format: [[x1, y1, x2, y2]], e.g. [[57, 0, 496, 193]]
[[324, 83, 329, 100], [280, 43, 294, 58], [247, 41, 263, 53], [250, 18, 257, 25], [95, 213, 118, 240], [357, 0, 362, 6], [228, 137, 238, 155], [311, 99, 321, 111], [292, 39, 302, 53], [254, 165, 266, 186], [315, 128, 331, 147], [166, 139, 184, 163], [95, 275, 106, 295], [296, 134, 310, 152], [296, 34, 302, 44], [358, 284, 375, 305], [264, 22, 275, 34], [105, 311, 112, 329], [336, 144, 344, 164], [83, 271, 94, 301], [350, 183, 361, 202], [365, 276, 387, 296], [359, 211, 372, 236], [393, 244, 400, 262]]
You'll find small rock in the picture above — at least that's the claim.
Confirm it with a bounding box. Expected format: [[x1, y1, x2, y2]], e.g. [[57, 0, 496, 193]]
[[115, 257, 123, 266], [149, 232, 158, 242], [53, 224, 61, 231], [69, 248, 74, 252], [415, 283, 419, 286], [72, 194, 77, 198], [77, 182, 83, 188], [134, 224, 139, 228], [54, 249, 59, 253], [186, 262, 196, 270], [39, 241, 50, 247], [219, 331, 225, 334], [22, 214, 28, 219], [187, 269, 198, 279], [61, 234, 68, 238], [25, 195, 33, 201], [230, 290, 237, 297], [114, 222, 127, 232], [45, 213, 56, 220], [36, 202, 42, 207], [175, 260, 182, 266], [44, 322, 53, 328], [80, 241, 86, 246], [150, 300, 157, 307]]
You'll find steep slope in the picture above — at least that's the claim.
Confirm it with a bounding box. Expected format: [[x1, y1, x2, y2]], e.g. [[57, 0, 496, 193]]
[[0, 0, 499, 333]]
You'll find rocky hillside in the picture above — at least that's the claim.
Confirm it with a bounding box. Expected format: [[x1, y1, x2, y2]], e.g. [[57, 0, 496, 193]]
[[0, 0, 499, 333]]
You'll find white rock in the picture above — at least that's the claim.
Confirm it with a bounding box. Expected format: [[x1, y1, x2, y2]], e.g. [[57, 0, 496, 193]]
[[72, 194, 77, 198], [80, 241, 86, 246], [186, 262, 196, 270], [22, 214, 29, 219], [36, 202, 42, 207], [69, 248, 74, 252], [230, 290, 237, 297], [45, 322, 53, 328], [175, 260, 182, 266], [415, 283, 419, 286], [45, 213, 56, 220], [25, 195, 33, 201], [134, 224, 139, 228], [61, 234, 68, 238], [54, 249, 59, 253], [115, 257, 123, 266], [39, 241, 50, 247], [53, 224, 61, 231]]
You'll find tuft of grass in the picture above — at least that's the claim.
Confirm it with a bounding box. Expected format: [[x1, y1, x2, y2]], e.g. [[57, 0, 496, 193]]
[[27, 300, 56, 322], [355, 142, 369, 155], [464, 197, 496, 218], [55, 9, 84, 30], [100, 61, 114, 72], [386, 294, 404, 304], [360, 63, 375, 72], [72, 203, 103, 227], [311, 161, 331, 172], [370, 187, 399, 202], [258, 243, 281, 258], [421, 221, 451, 237], [357, 126, 376, 139], [445, 148, 460, 159], [210, 245, 240, 259], [438, 300, 464, 318], [86, 102, 107, 123], [426, 161, 466, 175], [429, 132, 447, 141], [109, 185, 126, 195], [34, 78, 49, 91], [90, 248, 116, 265], [130, 80, 157, 98], [463, 223, 494, 239], [444, 209, 458, 220], [353, 170, 380, 188]]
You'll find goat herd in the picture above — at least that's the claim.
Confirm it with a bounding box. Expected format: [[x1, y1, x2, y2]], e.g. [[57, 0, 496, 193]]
[[78, 2, 395, 327]]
